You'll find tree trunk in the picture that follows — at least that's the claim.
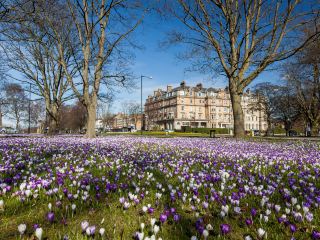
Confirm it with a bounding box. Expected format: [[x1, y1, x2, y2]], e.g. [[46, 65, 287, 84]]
[[230, 89, 245, 138], [85, 102, 97, 138], [285, 122, 291, 136], [48, 116, 58, 135], [308, 120, 313, 137], [47, 105, 59, 135], [16, 117, 20, 131]]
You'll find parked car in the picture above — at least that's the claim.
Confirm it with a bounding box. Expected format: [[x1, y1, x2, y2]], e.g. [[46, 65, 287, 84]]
[[165, 129, 174, 133], [0, 128, 6, 134], [253, 130, 260, 136]]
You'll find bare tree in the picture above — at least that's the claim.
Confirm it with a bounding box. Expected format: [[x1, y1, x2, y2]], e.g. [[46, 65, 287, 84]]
[[2, 0, 75, 135], [101, 112, 115, 130], [53, 0, 146, 138], [0, 81, 8, 127], [251, 82, 281, 135], [60, 101, 87, 132], [163, 0, 320, 137], [284, 31, 320, 135], [29, 100, 45, 128], [4, 83, 28, 130], [273, 84, 300, 136], [128, 102, 140, 129]]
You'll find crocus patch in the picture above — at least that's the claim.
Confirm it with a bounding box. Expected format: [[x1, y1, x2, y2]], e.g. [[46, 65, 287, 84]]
[[0, 136, 320, 239]]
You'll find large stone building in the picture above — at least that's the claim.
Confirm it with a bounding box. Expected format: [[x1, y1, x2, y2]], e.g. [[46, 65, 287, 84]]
[[144, 81, 267, 131]]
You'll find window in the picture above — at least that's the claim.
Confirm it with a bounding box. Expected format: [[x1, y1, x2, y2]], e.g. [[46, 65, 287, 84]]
[[181, 106, 184, 111], [190, 99, 193, 104]]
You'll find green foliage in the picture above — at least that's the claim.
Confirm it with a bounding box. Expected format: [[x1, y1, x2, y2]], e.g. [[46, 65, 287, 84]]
[[180, 126, 230, 134]]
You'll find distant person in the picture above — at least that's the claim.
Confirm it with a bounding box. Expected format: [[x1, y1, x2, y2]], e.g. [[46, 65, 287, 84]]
[[306, 126, 311, 137]]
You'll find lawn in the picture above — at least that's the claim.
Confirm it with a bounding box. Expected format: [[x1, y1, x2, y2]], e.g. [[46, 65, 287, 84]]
[[0, 136, 320, 239]]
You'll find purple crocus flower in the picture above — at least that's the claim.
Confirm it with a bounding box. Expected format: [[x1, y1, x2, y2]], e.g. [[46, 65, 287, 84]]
[[148, 207, 154, 214], [220, 224, 231, 235], [46, 212, 55, 223], [159, 214, 168, 223], [278, 217, 285, 223], [245, 218, 253, 226], [251, 208, 257, 217], [170, 207, 176, 214], [289, 224, 297, 233], [312, 230, 320, 239], [56, 201, 62, 208], [173, 214, 180, 222]]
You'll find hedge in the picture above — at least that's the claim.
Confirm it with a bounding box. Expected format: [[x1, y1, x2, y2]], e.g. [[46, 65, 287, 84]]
[[180, 126, 230, 134]]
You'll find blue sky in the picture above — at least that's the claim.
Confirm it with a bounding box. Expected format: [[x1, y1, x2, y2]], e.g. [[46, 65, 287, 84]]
[[111, 12, 281, 113]]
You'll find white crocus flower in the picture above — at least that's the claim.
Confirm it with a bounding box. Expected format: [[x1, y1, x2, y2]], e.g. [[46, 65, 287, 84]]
[[18, 224, 27, 235], [71, 204, 76, 211], [99, 228, 105, 236], [206, 224, 213, 230], [35, 228, 43, 240], [140, 223, 145, 231], [257, 228, 266, 238], [203, 229, 209, 239], [0, 199, 4, 210], [150, 218, 156, 227], [153, 225, 160, 235]]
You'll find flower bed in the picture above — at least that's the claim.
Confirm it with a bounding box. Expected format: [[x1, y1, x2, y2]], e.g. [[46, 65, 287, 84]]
[[0, 136, 320, 239]]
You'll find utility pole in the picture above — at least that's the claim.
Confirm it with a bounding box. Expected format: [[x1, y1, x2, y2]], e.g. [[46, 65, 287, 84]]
[[140, 75, 152, 135]]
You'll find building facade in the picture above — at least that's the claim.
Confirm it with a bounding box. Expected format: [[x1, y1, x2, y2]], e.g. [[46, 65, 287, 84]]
[[144, 81, 267, 131], [112, 113, 143, 130], [95, 113, 143, 131]]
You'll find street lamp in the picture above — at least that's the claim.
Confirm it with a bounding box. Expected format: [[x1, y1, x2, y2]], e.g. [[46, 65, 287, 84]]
[[141, 75, 152, 135], [28, 83, 31, 134]]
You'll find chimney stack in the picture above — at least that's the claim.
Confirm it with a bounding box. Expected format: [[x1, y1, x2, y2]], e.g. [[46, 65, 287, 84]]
[[167, 85, 173, 92]]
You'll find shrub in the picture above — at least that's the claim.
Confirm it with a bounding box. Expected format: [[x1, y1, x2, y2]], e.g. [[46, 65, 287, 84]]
[[180, 126, 229, 134]]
